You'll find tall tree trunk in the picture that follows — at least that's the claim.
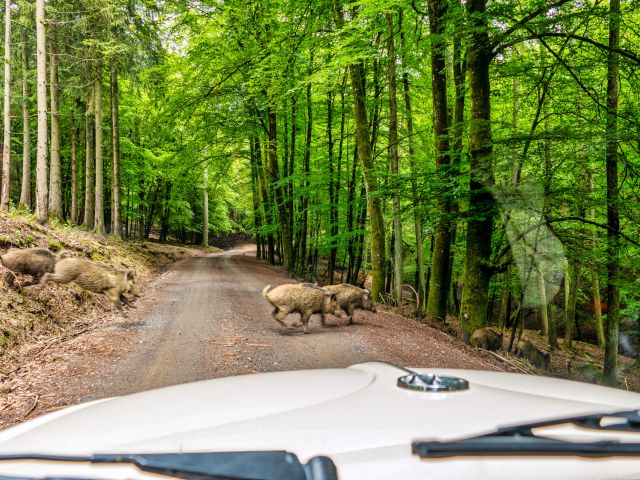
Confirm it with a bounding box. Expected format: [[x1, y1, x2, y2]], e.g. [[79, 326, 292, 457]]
[[83, 97, 95, 229], [94, 75, 104, 233], [256, 136, 274, 264], [111, 66, 122, 236], [593, 274, 604, 348], [426, 0, 452, 320], [400, 14, 425, 304], [250, 137, 262, 257], [327, 89, 338, 284], [202, 164, 209, 247], [460, 0, 496, 334], [35, 0, 48, 223], [387, 12, 403, 305], [267, 105, 293, 271], [588, 172, 604, 349], [603, 0, 621, 386], [288, 98, 296, 246], [447, 27, 467, 317], [346, 145, 358, 281], [539, 270, 549, 336], [563, 258, 580, 348], [335, 2, 386, 299], [19, 28, 31, 210], [48, 32, 62, 219], [70, 104, 78, 223], [299, 52, 313, 272], [1, 0, 11, 212], [541, 44, 558, 349], [350, 57, 386, 299]]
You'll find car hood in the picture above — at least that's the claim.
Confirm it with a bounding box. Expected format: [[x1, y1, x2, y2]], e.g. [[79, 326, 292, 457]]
[[1, 362, 640, 479]]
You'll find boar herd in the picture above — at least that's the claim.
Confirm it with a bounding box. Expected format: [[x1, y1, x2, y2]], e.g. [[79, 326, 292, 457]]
[[470, 326, 550, 370], [261, 281, 549, 371], [0, 247, 139, 314], [262, 282, 376, 334]]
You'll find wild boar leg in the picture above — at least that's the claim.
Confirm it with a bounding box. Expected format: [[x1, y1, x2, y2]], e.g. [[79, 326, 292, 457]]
[[273, 306, 290, 322], [36, 272, 52, 289], [119, 293, 136, 308], [4, 271, 16, 289], [106, 288, 126, 316], [320, 313, 327, 326], [21, 272, 43, 287], [301, 312, 311, 334], [347, 305, 356, 325]]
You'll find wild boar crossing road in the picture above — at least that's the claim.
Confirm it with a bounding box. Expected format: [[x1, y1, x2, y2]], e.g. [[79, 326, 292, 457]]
[[74, 244, 503, 399]]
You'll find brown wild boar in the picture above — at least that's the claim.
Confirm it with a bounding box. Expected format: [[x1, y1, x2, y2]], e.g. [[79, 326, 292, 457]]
[[516, 339, 550, 370], [323, 284, 377, 325], [38, 258, 140, 314], [262, 283, 343, 334], [0, 248, 69, 289], [471, 327, 503, 351]]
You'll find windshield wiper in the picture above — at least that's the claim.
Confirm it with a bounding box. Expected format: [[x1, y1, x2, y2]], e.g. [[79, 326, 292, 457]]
[[413, 409, 640, 458], [0, 451, 338, 480]]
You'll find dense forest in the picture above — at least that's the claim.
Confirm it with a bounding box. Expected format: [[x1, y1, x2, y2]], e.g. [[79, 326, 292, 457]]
[[0, 0, 639, 384]]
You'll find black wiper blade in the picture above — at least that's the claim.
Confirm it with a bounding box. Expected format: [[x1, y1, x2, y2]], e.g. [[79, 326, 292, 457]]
[[413, 409, 640, 459], [0, 451, 338, 480]]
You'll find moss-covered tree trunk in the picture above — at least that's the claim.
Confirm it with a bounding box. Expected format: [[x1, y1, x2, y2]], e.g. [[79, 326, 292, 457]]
[[349, 59, 385, 299], [603, 0, 621, 386], [460, 0, 496, 334]]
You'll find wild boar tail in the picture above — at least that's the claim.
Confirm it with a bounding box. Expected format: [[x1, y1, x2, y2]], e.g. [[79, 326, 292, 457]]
[[262, 285, 273, 297]]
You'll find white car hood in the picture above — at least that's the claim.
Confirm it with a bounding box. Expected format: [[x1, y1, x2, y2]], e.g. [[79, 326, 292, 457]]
[[1, 362, 640, 479]]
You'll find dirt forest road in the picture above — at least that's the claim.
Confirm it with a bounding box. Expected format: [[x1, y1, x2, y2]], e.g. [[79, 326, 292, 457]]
[[1, 245, 512, 429]]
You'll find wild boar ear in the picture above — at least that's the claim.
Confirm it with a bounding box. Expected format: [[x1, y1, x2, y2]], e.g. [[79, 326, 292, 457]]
[[125, 268, 136, 280]]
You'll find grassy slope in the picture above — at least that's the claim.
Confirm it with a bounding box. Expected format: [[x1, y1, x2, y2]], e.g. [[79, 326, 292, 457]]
[[0, 212, 206, 359]]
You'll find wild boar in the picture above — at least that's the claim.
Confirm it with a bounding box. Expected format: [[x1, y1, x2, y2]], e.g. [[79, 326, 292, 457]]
[[0, 248, 69, 289], [471, 327, 503, 351], [516, 339, 550, 370], [323, 284, 377, 325], [38, 258, 140, 314], [262, 283, 343, 334]]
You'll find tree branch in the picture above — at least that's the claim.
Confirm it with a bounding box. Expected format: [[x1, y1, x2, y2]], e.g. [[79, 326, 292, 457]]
[[492, 0, 574, 49]]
